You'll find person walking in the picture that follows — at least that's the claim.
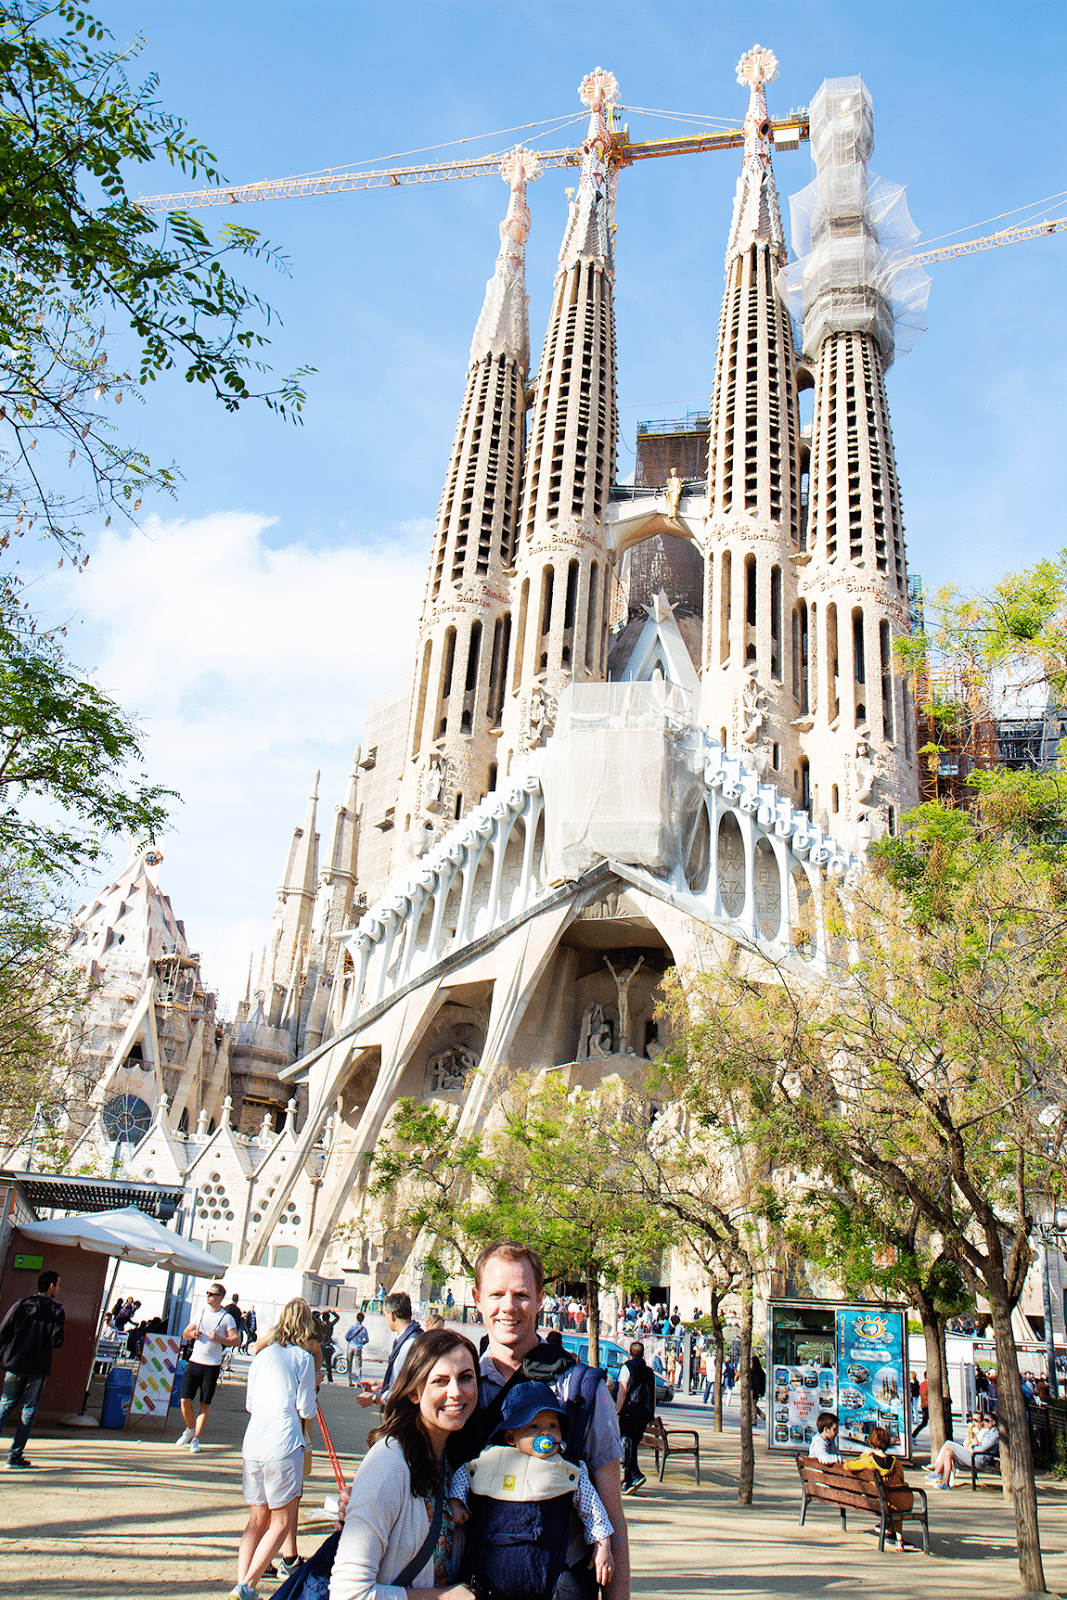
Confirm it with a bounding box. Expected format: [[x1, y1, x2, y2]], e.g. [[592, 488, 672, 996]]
[[0, 1269, 65, 1469], [177, 1282, 240, 1453], [344, 1312, 369, 1387], [749, 1355, 766, 1421], [242, 1307, 258, 1353], [315, 1309, 340, 1384], [616, 1339, 656, 1494], [221, 1294, 244, 1375], [911, 1374, 929, 1438], [357, 1291, 422, 1408], [229, 1297, 318, 1600]]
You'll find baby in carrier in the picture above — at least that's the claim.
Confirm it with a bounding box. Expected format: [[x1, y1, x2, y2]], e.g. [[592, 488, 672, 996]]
[[450, 1381, 614, 1600]]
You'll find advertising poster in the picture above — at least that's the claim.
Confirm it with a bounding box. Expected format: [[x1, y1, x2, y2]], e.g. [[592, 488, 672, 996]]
[[771, 1363, 837, 1450], [835, 1307, 909, 1457], [131, 1334, 182, 1427]]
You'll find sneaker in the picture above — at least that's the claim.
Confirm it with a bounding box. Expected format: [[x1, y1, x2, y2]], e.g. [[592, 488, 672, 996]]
[[176, 1427, 194, 1446], [6, 1456, 32, 1469], [189, 1438, 201, 1454], [227, 1586, 257, 1600], [277, 1555, 302, 1577], [631, 1473, 647, 1491]]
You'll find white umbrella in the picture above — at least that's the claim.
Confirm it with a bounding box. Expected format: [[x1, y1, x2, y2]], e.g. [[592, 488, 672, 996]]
[[16, 1204, 222, 1276]]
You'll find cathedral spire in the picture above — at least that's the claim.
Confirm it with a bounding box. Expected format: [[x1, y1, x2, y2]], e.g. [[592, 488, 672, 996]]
[[726, 46, 787, 263], [470, 146, 541, 371], [557, 67, 618, 273], [266, 772, 320, 1025], [392, 156, 539, 859], [500, 68, 620, 765]]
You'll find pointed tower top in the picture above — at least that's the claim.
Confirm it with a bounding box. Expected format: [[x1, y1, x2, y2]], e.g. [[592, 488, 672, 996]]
[[470, 145, 542, 368], [558, 67, 619, 273], [311, 770, 320, 801], [726, 43, 787, 263]]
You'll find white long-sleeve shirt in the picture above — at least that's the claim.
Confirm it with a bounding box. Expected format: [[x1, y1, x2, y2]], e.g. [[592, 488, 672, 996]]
[[242, 1341, 317, 1461]]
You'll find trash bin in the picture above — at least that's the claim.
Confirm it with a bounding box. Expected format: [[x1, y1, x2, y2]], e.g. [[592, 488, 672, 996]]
[[169, 1359, 187, 1409], [101, 1364, 135, 1429]]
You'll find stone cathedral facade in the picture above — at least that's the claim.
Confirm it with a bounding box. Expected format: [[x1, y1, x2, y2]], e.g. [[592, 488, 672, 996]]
[[59, 51, 929, 1293]]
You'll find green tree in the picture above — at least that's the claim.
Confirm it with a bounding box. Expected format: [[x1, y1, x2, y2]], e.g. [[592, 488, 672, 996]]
[[0, 849, 93, 1159], [0, 592, 171, 874], [372, 1073, 669, 1368], [666, 839, 1067, 1592], [0, 0, 309, 560]]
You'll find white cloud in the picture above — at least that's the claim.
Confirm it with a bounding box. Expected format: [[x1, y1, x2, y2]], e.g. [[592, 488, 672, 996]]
[[36, 511, 428, 1009]]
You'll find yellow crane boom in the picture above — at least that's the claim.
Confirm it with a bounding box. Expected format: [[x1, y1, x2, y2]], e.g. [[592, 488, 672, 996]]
[[912, 215, 1066, 266], [137, 118, 1065, 274], [137, 118, 810, 213]]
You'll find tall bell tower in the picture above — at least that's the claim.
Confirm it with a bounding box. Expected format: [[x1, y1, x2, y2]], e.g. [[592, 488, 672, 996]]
[[392, 147, 541, 866], [499, 69, 620, 773]]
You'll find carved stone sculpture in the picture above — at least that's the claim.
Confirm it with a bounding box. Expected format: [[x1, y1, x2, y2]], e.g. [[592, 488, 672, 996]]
[[579, 1001, 614, 1058], [740, 666, 765, 746], [428, 1045, 479, 1093], [423, 755, 444, 811], [527, 684, 556, 748], [663, 466, 682, 522], [604, 955, 644, 1055], [854, 737, 876, 803]]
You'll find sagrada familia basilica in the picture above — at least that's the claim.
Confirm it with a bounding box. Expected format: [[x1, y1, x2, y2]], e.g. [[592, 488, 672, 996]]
[[55, 49, 931, 1296]]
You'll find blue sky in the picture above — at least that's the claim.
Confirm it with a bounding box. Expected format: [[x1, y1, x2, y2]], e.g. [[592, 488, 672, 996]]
[[31, 0, 1066, 1006]]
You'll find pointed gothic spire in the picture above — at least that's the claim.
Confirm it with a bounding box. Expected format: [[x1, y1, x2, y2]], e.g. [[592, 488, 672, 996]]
[[470, 146, 541, 371], [726, 46, 787, 264], [558, 68, 619, 273]]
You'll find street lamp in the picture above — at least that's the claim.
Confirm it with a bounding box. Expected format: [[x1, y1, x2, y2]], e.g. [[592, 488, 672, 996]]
[[1037, 1208, 1067, 1399]]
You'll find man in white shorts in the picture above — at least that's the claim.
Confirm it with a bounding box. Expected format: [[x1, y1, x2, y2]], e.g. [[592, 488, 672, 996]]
[[177, 1283, 240, 1453]]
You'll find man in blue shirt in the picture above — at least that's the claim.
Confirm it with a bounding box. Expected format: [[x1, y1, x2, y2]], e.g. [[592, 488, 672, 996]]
[[344, 1311, 370, 1386]]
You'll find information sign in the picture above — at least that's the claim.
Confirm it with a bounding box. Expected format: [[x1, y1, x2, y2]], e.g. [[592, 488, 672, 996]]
[[835, 1306, 908, 1450]]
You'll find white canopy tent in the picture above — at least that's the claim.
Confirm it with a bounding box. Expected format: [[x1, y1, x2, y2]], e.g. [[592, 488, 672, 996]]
[[15, 1205, 221, 1275]]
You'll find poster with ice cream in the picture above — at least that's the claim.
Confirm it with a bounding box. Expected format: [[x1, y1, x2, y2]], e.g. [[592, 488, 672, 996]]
[[131, 1334, 182, 1430]]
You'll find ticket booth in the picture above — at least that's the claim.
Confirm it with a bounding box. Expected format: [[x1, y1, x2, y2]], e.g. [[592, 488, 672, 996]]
[[768, 1297, 910, 1459]]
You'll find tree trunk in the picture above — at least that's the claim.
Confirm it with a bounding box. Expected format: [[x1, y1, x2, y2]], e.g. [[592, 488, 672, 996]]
[[586, 1275, 600, 1371], [991, 1294, 1046, 1592], [919, 1305, 950, 1456], [937, 1316, 954, 1443], [710, 1285, 724, 1432], [738, 1261, 754, 1504]]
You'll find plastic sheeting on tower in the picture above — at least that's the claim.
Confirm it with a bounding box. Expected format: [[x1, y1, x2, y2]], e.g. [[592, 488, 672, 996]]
[[541, 681, 705, 883], [786, 76, 930, 367]]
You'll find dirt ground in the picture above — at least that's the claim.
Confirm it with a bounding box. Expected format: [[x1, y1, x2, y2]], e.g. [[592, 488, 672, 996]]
[[2, 1358, 1066, 1599]]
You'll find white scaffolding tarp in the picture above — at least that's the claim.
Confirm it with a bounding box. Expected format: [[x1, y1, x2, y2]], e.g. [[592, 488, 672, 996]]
[[542, 681, 704, 883]]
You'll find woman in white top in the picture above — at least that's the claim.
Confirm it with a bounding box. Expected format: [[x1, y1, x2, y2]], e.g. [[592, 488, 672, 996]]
[[329, 1328, 479, 1600], [230, 1297, 318, 1600]]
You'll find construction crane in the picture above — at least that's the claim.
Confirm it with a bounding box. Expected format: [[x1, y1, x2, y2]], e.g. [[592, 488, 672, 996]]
[[138, 117, 1066, 270], [138, 117, 810, 212]]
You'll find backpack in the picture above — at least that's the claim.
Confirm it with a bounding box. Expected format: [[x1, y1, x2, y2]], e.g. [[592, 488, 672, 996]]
[[619, 1361, 656, 1432]]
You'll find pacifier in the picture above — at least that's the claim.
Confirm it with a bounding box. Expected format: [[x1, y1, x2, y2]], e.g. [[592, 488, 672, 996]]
[[531, 1433, 558, 1456]]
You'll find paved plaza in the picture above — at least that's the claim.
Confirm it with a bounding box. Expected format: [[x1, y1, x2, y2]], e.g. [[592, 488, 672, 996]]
[[1, 1360, 1066, 1599]]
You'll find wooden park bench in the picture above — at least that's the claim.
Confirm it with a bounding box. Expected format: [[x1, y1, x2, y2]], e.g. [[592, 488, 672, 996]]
[[641, 1416, 701, 1484], [970, 1446, 1001, 1489], [795, 1455, 930, 1554]]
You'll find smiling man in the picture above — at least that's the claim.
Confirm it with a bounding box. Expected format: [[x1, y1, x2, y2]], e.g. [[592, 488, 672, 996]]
[[467, 1240, 630, 1600]]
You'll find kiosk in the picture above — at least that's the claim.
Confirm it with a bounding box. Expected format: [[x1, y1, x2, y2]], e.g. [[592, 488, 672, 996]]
[[767, 1297, 910, 1459]]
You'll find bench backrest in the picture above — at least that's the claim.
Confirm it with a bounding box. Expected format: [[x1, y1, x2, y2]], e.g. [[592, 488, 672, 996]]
[[642, 1417, 668, 1446], [796, 1454, 882, 1513]]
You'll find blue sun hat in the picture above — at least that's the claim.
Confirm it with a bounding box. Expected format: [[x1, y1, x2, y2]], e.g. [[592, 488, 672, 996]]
[[493, 1381, 569, 1441]]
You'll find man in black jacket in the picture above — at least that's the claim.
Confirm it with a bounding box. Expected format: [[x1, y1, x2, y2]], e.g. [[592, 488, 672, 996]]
[[0, 1269, 65, 1469]]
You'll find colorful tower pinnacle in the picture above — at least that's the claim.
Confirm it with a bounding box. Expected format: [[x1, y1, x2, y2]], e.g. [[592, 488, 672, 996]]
[[393, 148, 540, 863], [701, 46, 804, 786], [500, 69, 620, 770]]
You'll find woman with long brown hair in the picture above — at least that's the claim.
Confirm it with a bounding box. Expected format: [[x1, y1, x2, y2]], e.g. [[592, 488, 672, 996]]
[[329, 1328, 479, 1600]]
